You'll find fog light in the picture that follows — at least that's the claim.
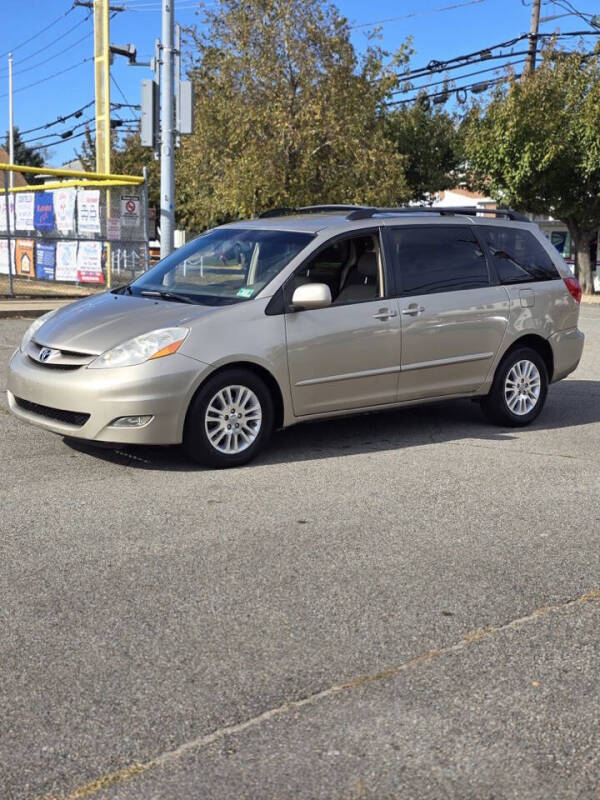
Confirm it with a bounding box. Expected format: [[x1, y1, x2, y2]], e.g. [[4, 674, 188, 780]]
[[110, 415, 153, 428]]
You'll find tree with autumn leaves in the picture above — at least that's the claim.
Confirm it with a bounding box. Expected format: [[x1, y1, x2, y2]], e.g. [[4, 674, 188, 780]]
[[176, 0, 411, 230], [465, 44, 600, 294]]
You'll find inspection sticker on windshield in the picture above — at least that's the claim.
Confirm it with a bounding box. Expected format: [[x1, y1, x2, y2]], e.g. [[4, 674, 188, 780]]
[[236, 287, 255, 298]]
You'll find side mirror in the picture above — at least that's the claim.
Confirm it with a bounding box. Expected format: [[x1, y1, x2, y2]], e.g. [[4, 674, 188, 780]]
[[291, 283, 332, 311]]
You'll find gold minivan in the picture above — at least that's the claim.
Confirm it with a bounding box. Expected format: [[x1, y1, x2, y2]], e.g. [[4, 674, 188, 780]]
[[7, 206, 584, 467]]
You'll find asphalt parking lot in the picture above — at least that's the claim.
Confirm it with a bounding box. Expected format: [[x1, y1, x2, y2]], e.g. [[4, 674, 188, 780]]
[[1, 309, 599, 800]]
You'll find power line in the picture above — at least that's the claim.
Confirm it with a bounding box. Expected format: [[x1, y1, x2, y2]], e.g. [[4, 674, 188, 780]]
[[18, 100, 95, 135], [28, 129, 89, 152], [22, 116, 96, 145], [348, 0, 486, 30], [392, 58, 528, 97], [550, 0, 599, 29], [388, 46, 599, 107], [386, 71, 522, 107], [395, 29, 600, 82], [28, 118, 140, 152], [0, 27, 93, 80], [0, 2, 75, 60], [0, 57, 93, 99], [10, 11, 92, 69], [111, 73, 134, 110]]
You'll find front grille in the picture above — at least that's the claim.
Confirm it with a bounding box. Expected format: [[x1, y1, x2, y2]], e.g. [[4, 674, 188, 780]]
[[14, 397, 90, 428], [27, 341, 95, 369]]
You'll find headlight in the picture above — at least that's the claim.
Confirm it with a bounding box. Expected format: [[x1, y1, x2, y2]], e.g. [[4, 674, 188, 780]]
[[20, 308, 60, 352], [88, 327, 189, 369]]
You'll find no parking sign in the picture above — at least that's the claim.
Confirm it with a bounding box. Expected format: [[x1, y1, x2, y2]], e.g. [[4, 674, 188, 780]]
[[120, 194, 140, 227]]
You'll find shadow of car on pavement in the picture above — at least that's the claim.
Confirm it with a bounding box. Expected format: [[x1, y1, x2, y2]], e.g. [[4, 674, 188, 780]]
[[63, 379, 600, 472]]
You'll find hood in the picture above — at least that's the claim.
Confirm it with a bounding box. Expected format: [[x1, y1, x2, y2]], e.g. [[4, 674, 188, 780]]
[[35, 292, 218, 355]]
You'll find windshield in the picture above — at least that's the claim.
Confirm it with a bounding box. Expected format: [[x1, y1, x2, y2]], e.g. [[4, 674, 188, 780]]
[[129, 228, 313, 305]]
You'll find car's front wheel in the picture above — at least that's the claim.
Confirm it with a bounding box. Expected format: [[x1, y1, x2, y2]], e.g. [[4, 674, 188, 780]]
[[481, 347, 548, 427], [183, 368, 274, 467]]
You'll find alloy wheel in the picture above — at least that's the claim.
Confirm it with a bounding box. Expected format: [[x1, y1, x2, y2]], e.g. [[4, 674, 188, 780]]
[[204, 384, 262, 454]]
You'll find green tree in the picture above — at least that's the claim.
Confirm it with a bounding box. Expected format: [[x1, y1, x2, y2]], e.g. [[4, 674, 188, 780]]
[[179, 0, 409, 231], [78, 127, 160, 208], [385, 100, 462, 201], [3, 126, 45, 183], [465, 46, 600, 293]]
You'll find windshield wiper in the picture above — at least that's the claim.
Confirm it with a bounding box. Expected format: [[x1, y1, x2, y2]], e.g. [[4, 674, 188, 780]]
[[140, 289, 197, 305]]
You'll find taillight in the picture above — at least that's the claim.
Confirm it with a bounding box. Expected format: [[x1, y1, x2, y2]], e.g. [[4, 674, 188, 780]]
[[564, 277, 582, 303]]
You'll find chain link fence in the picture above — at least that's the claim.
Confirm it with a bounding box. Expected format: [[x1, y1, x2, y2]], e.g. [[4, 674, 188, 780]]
[[0, 167, 150, 297]]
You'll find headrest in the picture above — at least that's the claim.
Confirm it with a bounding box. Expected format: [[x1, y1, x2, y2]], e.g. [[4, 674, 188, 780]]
[[357, 251, 378, 279]]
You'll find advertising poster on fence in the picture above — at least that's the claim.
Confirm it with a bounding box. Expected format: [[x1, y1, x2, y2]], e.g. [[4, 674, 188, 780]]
[[35, 242, 56, 280], [55, 241, 78, 282], [0, 239, 15, 275], [53, 188, 76, 233], [34, 192, 56, 231], [107, 216, 121, 240], [77, 240, 104, 284], [77, 189, 101, 234], [15, 193, 35, 231], [120, 194, 140, 227], [16, 239, 35, 276], [0, 194, 15, 232]]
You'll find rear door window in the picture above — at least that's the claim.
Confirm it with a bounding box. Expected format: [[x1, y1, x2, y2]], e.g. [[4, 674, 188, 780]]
[[481, 226, 560, 284], [388, 225, 489, 295]]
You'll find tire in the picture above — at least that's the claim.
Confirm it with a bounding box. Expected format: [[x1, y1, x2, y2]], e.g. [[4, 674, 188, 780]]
[[481, 347, 548, 427], [183, 368, 274, 467]]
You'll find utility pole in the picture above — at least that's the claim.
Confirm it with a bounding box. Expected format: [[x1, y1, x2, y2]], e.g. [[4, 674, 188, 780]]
[[93, 0, 111, 176], [8, 53, 14, 188], [525, 0, 542, 76], [160, 0, 175, 259]]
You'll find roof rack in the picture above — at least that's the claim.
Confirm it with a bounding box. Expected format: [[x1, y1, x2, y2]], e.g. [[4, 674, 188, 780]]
[[346, 206, 529, 222], [259, 204, 369, 218]]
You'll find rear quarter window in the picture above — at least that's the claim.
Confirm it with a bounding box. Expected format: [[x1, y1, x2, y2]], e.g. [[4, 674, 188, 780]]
[[481, 226, 560, 284]]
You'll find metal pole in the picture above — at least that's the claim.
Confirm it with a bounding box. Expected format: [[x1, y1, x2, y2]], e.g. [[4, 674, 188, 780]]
[[142, 165, 150, 270], [8, 53, 14, 189], [175, 24, 181, 149], [160, 0, 175, 259], [3, 171, 14, 297], [525, 0, 542, 75]]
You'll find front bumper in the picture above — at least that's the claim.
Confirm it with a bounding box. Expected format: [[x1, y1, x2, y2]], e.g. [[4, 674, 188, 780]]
[[7, 348, 209, 445]]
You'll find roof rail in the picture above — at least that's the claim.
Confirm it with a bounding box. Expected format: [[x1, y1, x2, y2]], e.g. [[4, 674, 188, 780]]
[[258, 204, 369, 219], [346, 206, 530, 222]]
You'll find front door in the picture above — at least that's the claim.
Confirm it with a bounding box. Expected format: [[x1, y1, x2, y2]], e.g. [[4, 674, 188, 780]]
[[386, 224, 510, 401], [285, 232, 401, 416], [286, 301, 401, 415]]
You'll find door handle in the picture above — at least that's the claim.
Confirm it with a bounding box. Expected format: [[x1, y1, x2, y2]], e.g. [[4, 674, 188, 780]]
[[401, 305, 425, 316], [373, 309, 398, 320]]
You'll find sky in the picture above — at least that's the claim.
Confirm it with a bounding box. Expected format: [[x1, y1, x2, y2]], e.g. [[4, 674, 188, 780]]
[[0, 0, 597, 167]]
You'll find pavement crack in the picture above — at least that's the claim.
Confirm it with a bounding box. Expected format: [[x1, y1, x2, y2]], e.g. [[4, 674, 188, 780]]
[[39, 588, 600, 800]]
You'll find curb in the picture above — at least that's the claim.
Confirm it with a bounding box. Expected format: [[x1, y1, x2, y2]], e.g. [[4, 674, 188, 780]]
[[0, 300, 73, 320]]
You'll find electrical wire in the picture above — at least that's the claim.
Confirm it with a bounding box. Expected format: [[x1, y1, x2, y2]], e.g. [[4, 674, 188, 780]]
[[0, 27, 94, 80], [393, 58, 528, 97], [348, 0, 486, 30], [550, 0, 598, 29], [21, 116, 96, 145], [18, 101, 96, 135], [395, 29, 599, 82], [28, 129, 88, 152], [0, 57, 93, 100], [388, 47, 599, 107], [0, 3, 75, 60], [386, 71, 521, 107], [28, 118, 140, 152]]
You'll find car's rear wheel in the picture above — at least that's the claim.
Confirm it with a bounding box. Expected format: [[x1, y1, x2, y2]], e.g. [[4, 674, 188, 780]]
[[183, 368, 274, 467], [481, 347, 548, 427]]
